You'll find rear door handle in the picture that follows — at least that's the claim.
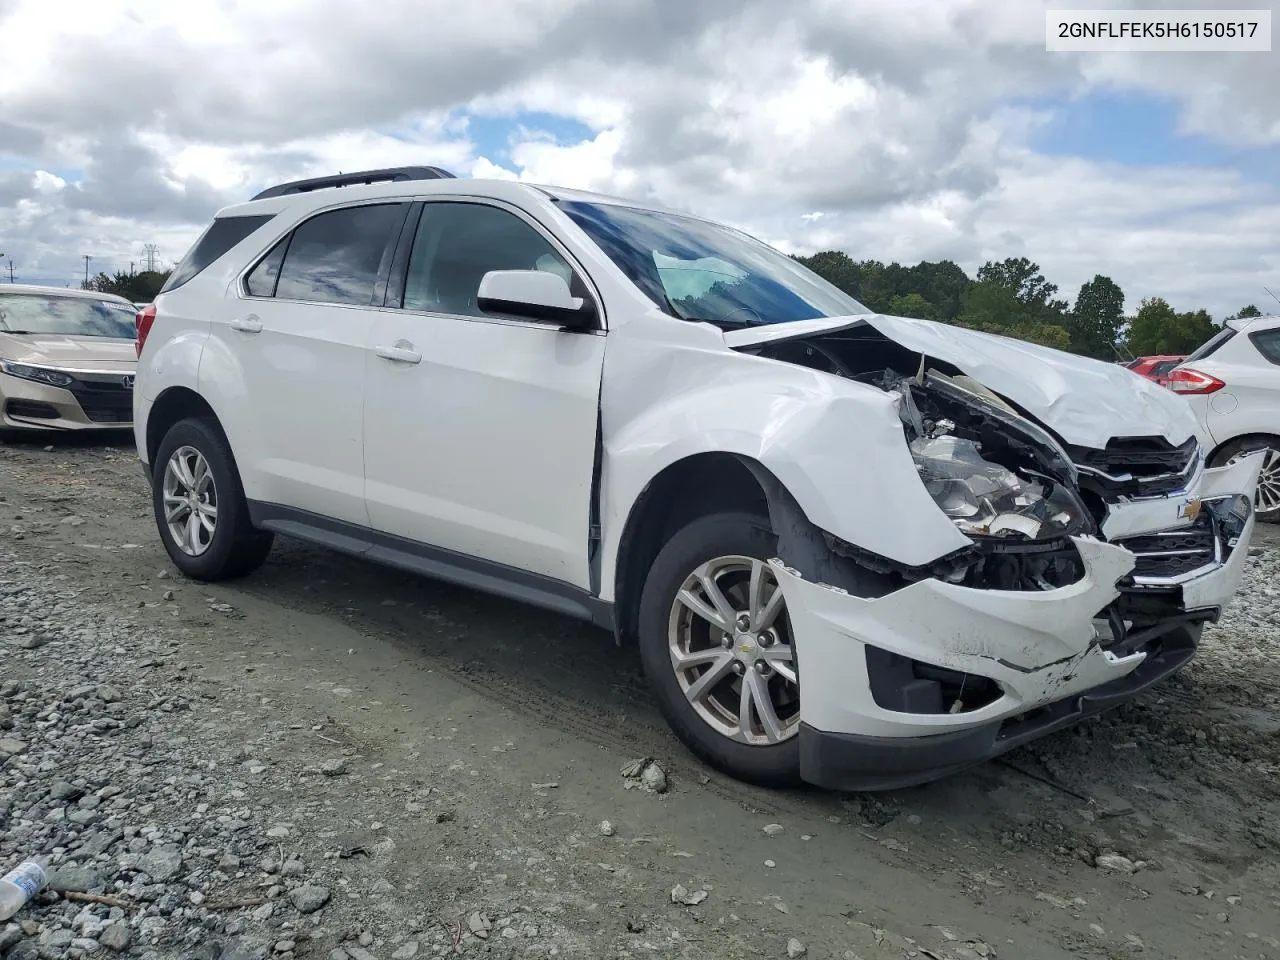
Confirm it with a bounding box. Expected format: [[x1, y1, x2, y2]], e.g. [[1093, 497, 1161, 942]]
[[230, 315, 263, 334], [374, 340, 422, 364]]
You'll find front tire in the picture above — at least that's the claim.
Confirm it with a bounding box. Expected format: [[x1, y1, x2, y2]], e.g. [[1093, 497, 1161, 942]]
[[152, 417, 273, 580], [1210, 436, 1280, 524], [637, 512, 802, 787]]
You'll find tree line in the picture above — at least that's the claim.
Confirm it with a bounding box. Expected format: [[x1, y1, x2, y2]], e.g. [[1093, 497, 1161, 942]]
[[82, 268, 171, 303], [794, 251, 1265, 359]]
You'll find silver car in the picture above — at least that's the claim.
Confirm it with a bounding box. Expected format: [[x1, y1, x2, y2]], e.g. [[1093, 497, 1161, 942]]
[[0, 285, 138, 438]]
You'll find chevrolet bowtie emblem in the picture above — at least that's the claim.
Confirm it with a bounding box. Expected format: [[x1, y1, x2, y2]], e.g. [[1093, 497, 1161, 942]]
[[1179, 498, 1202, 522]]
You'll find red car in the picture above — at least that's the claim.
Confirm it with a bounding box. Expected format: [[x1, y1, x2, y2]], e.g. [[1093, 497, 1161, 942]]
[[1125, 355, 1186, 388]]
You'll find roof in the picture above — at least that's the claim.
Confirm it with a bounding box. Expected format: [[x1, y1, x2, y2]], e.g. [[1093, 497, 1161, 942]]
[[0, 283, 135, 306], [214, 176, 702, 224], [1225, 313, 1280, 332]]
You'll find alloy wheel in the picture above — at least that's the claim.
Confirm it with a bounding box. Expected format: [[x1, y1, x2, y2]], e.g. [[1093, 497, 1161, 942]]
[[1229, 445, 1280, 515], [162, 445, 219, 556], [667, 555, 800, 745]]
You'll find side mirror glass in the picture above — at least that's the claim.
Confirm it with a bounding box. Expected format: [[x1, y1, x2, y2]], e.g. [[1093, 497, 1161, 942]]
[[476, 270, 595, 330]]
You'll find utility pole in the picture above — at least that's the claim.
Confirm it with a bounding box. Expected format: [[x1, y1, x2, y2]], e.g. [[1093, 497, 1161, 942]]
[[82, 254, 92, 286], [6, 259, 13, 284], [142, 243, 160, 273]]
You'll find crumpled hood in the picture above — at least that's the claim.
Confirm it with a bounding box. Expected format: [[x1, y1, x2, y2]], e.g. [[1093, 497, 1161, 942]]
[[724, 313, 1198, 451], [0, 333, 137, 371]]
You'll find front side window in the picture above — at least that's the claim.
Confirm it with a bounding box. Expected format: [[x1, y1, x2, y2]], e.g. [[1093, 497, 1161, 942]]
[[560, 200, 871, 327], [273, 204, 406, 305], [401, 202, 576, 317], [0, 293, 136, 339]]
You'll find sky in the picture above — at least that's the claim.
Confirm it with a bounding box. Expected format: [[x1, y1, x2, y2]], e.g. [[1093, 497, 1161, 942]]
[[0, 0, 1278, 318]]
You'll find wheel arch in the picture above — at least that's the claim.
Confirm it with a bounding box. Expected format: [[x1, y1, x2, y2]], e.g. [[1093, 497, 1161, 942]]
[[1207, 431, 1280, 466], [145, 387, 230, 468], [611, 452, 772, 646]]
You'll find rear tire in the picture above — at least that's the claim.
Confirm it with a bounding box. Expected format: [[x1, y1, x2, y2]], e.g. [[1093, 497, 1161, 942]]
[[637, 511, 802, 787], [1209, 436, 1280, 524], [152, 417, 273, 580]]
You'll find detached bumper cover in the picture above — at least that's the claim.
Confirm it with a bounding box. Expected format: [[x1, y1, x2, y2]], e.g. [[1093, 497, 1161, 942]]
[[773, 453, 1262, 791], [796, 623, 1200, 791]]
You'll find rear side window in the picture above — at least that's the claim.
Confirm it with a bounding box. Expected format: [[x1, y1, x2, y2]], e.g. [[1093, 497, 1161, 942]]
[[162, 214, 275, 292], [1151, 360, 1178, 376], [1184, 326, 1236, 362], [273, 204, 406, 306], [1250, 329, 1280, 365]]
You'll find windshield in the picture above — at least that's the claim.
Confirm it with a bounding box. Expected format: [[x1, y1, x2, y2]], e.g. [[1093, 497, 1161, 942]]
[[560, 200, 871, 327], [0, 293, 136, 339]]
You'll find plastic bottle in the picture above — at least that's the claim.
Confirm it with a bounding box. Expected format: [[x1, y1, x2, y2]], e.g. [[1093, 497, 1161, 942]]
[[0, 860, 47, 921]]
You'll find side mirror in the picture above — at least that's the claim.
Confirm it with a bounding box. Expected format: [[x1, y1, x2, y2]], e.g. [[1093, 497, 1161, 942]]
[[476, 270, 596, 330]]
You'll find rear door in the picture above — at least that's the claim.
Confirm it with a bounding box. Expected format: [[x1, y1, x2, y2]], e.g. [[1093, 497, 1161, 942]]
[[212, 201, 410, 525]]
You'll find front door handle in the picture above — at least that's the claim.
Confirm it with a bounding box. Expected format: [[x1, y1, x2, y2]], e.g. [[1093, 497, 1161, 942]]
[[374, 340, 422, 364], [230, 314, 263, 334]]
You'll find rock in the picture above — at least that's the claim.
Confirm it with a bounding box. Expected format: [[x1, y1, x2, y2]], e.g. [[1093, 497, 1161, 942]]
[[46, 864, 103, 893], [468, 912, 491, 939], [0, 926, 23, 952], [787, 938, 807, 958], [0, 738, 28, 755], [392, 942, 419, 958], [670, 884, 708, 906], [320, 758, 347, 776], [1096, 852, 1138, 874], [599, 820, 616, 837], [641, 762, 668, 793], [140, 846, 184, 881], [288, 884, 331, 914], [762, 823, 784, 836], [99, 924, 131, 951], [222, 938, 267, 960]]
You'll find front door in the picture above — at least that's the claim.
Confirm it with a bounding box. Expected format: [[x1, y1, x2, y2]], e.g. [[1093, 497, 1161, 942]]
[[362, 200, 606, 588]]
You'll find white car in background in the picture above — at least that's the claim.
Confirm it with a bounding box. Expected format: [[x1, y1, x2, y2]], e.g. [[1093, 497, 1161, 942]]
[[1169, 315, 1280, 522]]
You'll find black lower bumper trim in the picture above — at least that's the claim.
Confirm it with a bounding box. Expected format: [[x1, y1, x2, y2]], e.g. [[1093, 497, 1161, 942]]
[[799, 622, 1202, 792]]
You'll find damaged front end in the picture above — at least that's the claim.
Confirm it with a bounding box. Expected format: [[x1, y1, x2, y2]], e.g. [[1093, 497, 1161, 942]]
[[738, 325, 1261, 790]]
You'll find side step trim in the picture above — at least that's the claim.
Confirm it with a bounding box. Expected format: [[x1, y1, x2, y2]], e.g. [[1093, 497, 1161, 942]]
[[247, 501, 615, 630]]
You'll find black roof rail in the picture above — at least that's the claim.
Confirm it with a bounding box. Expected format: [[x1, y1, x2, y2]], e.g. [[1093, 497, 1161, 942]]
[[250, 166, 456, 201]]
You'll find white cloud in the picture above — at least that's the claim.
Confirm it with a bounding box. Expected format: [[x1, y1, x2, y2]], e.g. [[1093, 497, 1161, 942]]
[[0, 0, 1276, 314]]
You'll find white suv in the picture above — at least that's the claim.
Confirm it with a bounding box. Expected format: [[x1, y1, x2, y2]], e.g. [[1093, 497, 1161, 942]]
[[1168, 315, 1280, 522], [133, 167, 1263, 790]]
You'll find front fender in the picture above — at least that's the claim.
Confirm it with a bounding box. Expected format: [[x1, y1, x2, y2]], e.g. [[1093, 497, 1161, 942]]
[[598, 329, 969, 600]]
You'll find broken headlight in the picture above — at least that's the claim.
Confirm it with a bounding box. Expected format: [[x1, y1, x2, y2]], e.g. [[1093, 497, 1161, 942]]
[[911, 435, 1085, 540]]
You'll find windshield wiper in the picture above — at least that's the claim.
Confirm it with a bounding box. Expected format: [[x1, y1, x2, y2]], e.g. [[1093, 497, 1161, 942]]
[[0, 329, 36, 335]]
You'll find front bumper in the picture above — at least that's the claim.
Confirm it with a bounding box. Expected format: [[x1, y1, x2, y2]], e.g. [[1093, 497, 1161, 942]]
[[774, 454, 1262, 791], [1, 370, 133, 431]]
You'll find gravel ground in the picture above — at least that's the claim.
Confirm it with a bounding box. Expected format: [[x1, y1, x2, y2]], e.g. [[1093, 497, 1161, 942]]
[[1, 434, 1279, 960]]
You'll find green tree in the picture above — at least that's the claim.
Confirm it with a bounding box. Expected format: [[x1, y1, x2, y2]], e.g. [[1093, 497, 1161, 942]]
[[793, 251, 861, 299], [83, 269, 171, 302], [956, 257, 1070, 349], [1067, 275, 1126, 360], [905, 260, 970, 322], [1229, 304, 1262, 320], [1123, 297, 1218, 355], [887, 292, 938, 320]]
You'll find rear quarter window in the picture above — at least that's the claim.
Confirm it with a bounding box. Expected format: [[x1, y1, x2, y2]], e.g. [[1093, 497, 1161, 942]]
[[1249, 328, 1280, 365], [1184, 326, 1237, 362], [162, 214, 276, 292]]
